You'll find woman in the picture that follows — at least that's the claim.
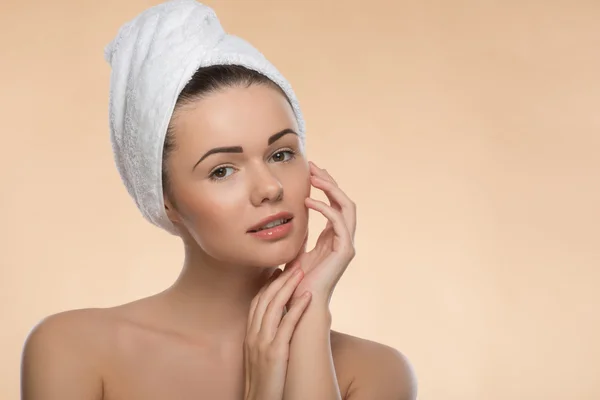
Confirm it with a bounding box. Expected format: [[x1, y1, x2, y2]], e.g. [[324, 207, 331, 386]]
[[21, 1, 416, 399]]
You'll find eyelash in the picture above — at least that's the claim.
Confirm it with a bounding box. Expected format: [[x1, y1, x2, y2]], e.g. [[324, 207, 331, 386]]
[[208, 148, 297, 182], [269, 148, 296, 164]]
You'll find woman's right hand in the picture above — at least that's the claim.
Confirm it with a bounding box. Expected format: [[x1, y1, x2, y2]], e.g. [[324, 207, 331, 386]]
[[244, 268, 312, 400]]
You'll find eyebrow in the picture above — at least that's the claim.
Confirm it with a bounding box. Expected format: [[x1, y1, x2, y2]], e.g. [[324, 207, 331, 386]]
[[192, 128, 298, 170], [267, 128, 297, 145]]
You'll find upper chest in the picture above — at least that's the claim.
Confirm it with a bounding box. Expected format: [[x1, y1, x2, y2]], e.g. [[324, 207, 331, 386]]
[[95, 319, 355, 400], [101, 324, 246, 400]]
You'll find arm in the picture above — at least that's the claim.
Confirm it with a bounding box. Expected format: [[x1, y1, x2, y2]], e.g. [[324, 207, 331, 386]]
[[282, 296, 341, 400], [283, 162, 417, 399], [21, 313, 103, 400], [284, 306, 418, 400], [244, 268, 312, 400], [283, 162, 355, 400]]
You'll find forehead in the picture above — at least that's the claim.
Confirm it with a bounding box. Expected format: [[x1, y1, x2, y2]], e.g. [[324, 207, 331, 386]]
[[171, 84, 299, 150]]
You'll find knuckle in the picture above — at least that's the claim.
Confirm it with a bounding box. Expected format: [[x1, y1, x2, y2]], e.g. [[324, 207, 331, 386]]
[[249, 300, 258, 313], [266, 343, 287, 361], [250, 294, 261, 307], [244, 335, 256, 349], [257, 337, 271, 352], [256, 296, 269, 310], [345, 245, 356, 259], [265, 300, 282, 317]]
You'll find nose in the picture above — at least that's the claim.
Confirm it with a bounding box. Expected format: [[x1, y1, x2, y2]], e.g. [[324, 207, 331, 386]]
[[250, 165, 284, 206]]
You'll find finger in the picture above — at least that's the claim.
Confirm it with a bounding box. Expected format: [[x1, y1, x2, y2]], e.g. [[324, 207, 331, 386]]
[[248, 269, 303, 336], [309, 161, 338, 186], [310, 176, 356, 237], [309, 170, 338, 231], [274, 292, 312, 344], [260, 269, 307, 336], [305, 197, 353, 250], [247, 268, 282, 328], [311, 175, 341, 208], [308, 163, 347, 231], [320, 168, 338, 186]]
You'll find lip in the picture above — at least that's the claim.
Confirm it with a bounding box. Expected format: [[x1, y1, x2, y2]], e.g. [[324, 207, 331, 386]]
[[247, 211, 294, 233], [248, 218, 294, 241]]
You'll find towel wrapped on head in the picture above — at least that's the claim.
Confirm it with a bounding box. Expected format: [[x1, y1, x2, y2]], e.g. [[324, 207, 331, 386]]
[[104, 0, 305, 235]]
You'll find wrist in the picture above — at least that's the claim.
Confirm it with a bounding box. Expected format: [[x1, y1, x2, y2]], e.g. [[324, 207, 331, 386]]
[[305, 295, 332, 323]]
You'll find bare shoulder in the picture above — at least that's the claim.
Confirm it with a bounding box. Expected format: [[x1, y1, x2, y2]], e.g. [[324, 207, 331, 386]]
[[21, 308, 115, 399], [23, 308, 114, 362], [331, 330, 418, 400]]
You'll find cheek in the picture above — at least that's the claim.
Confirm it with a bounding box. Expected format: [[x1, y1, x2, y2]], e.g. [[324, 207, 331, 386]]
[[282, 165, 311, 221], [179, 192, 247, 257], [284, 172, 309, 202], [176, 185, 244, 234], [287, 160, 311, 195]]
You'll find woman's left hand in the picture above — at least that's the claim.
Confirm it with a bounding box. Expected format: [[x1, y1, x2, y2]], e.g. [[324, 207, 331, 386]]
[[284, 161, 357, 306]]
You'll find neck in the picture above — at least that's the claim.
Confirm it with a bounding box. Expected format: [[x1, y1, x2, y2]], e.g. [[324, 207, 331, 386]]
[[160, 240, 277, 341]]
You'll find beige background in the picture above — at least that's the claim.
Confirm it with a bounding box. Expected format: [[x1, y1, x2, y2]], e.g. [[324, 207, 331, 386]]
[[1, 0, 599, 399]]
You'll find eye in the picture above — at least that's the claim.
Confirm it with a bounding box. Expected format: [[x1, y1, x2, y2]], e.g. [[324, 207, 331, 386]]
[[209, 166, 235, 181], [269, 149, 295, 163]]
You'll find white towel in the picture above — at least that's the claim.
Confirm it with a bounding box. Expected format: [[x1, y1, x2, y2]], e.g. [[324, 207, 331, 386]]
[[104, 0, 305, 235]]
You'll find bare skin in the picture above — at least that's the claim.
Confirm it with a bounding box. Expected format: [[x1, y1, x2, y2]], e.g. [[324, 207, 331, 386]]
[[21, 304, 415, 399], [21, 84, 417, 399]]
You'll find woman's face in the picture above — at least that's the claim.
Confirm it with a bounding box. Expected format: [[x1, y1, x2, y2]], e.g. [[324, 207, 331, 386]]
[[164, 84, 310, 267]]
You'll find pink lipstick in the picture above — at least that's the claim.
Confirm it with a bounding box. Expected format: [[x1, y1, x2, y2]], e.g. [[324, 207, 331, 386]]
[[248, 212, 294, 241]]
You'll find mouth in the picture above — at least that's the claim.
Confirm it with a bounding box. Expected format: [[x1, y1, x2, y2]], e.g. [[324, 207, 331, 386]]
[[248, 212, 294, 233]]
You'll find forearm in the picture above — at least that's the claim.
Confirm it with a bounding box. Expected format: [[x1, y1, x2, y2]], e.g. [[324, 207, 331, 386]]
[[283, 295, 342, 400]]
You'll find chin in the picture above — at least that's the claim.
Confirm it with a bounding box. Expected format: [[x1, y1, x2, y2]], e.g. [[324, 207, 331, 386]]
[[245, 244, 297, 268], [245, 232, 306, 268]]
